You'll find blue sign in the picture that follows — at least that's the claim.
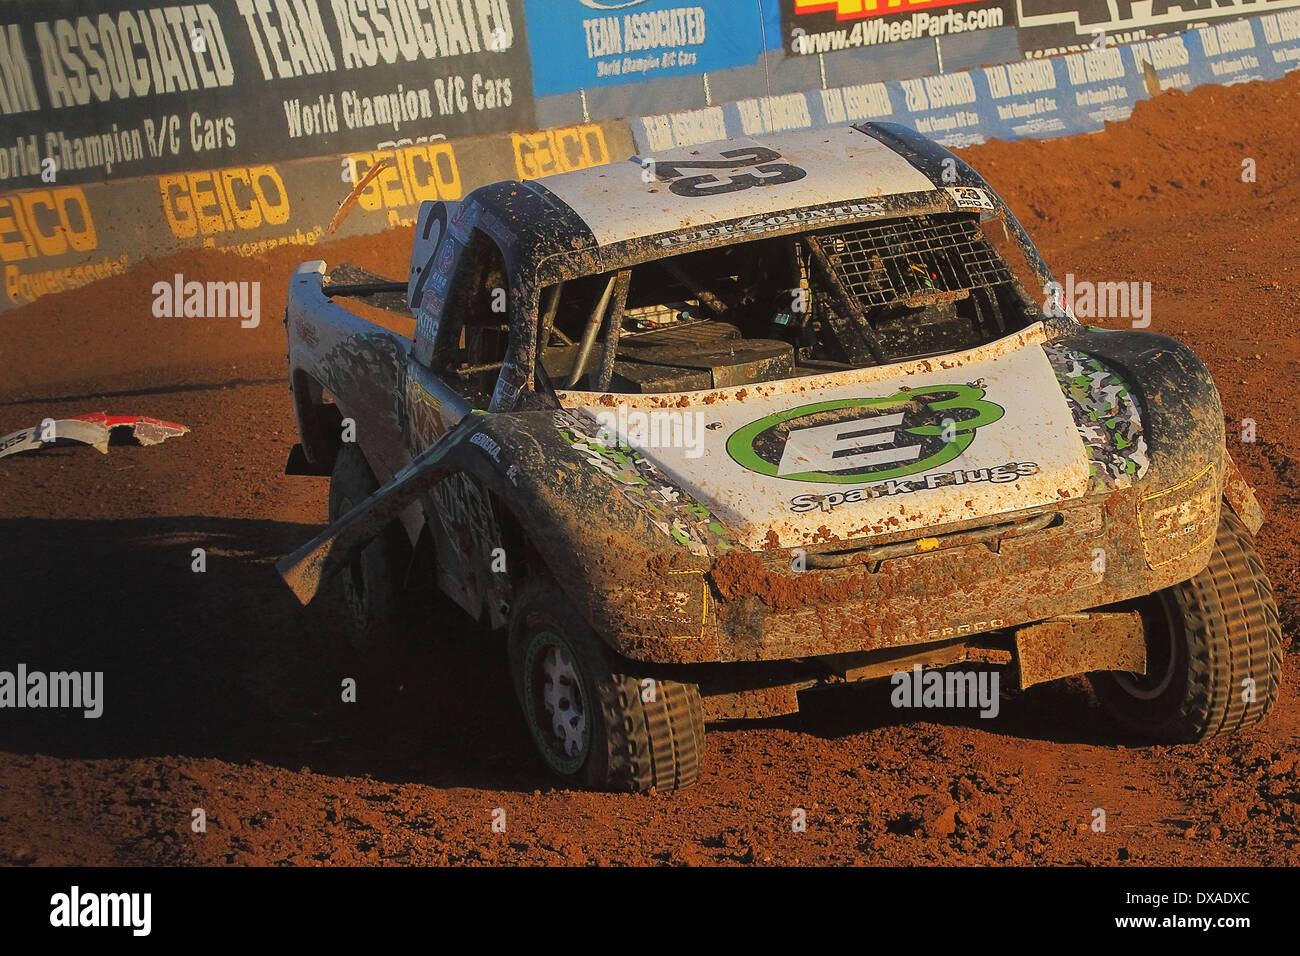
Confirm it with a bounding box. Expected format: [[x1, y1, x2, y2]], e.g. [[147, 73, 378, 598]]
[[890, 71, 989, 148], [524, 0, 764, 97], [978, 50, 1144, 143], [1256, 10, 1300, 76], [1187, 16, 1284, 87]]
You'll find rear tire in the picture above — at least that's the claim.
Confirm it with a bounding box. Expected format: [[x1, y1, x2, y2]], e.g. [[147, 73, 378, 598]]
[[1089, 512, 1283, 742], [328, 443, 411, 660], [508, 579, 705, 793]]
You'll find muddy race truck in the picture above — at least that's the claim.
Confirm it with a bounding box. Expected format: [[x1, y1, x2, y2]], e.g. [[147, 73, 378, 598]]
[[279, 123, 1282, 793]]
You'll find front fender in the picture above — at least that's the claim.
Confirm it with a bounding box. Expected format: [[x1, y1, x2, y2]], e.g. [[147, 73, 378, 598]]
[[459, 409, 726, 650], [1057, 326, 1224, 491], [1056, 326, 1226, 575]]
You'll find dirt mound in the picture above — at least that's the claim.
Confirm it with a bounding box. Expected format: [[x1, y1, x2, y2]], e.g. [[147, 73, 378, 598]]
[[963, 69, 1300, 228]]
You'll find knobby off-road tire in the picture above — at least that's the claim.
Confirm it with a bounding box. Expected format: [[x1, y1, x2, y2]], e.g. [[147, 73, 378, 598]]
[[328, 443, 411, 661], [1090, 512, 1283, 742], [508, 579, 705, 793]]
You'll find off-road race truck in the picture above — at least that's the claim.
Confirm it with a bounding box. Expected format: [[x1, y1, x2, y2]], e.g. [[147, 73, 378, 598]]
[[278, 122, 1282, 794]]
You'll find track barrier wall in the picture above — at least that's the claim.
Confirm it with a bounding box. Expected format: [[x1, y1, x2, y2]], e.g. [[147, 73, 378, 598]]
[[3, 1, 1300, 312]]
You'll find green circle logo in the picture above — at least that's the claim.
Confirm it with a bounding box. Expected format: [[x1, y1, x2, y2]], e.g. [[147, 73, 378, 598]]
[[727, 384, 1005, 483]]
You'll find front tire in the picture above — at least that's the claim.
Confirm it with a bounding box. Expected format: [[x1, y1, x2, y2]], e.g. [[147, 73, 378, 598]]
[[508, 579, 705, 793], [1090, 512, 1283, 742]]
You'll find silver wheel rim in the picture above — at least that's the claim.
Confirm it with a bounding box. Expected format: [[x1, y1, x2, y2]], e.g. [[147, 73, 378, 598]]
[[541, 645, 587, 757]]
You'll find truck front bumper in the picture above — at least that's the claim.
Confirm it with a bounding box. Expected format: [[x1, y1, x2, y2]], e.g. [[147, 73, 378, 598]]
[[593, 489, 1214, 666]]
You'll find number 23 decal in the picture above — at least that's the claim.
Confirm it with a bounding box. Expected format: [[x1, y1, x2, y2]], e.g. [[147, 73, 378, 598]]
[[648, 147, 807, 198]]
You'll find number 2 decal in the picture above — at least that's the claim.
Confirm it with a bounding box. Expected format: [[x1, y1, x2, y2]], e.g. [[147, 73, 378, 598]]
[[651, 147, 807, 198]]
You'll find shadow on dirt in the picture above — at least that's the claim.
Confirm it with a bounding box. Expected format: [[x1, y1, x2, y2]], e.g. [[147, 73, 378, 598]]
[[1, 517, 1182, 792], [0, 517, 548, 792], [728, 664, 1150, 749]]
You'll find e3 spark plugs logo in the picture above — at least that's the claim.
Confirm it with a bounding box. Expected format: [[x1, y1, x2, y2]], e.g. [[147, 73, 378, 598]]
[[727, 384, 1005, 483]]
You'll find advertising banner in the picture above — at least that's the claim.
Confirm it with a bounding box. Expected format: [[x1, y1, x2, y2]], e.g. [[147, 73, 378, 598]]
[[778, 0, 1016, 57], [522, 0, 763, 97], [7, 1, 1300, 314], [978, 47, 1145, 141], [1184, 15, 1286, 86], [1256, 8, 1300, 70], [1015, 0, 1300, 57], [1, 118, 635, 313], [0, 0, 537, 191]]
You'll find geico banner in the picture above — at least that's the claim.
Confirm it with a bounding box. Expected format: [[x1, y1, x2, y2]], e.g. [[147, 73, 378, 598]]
[[0, 0, 536, 190], [0, 182, 130, 308], [0, 118, 635, 312], [1015, 0, 1300, 57], [159, 164, 292, 238], [511, 123, 611, 178], [779, 0, 1016, 57], [523, 0, 763, 96]]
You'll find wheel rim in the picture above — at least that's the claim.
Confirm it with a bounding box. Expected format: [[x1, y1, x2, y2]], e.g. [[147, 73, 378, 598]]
[[1113, 591, 1179, 700], [523, 629, 590, 774]]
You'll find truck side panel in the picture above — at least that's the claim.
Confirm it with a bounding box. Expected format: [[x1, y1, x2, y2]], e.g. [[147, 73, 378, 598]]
[[285, 261, 412, 489]]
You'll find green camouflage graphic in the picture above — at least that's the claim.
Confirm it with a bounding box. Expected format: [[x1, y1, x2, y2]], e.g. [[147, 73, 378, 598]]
[[554, 411, 732, 556], [1044, 344, 1149, 491]]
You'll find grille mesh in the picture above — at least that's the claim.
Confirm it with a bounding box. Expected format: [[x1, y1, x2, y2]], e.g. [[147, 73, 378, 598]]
[[818, 215, 1014, 309]]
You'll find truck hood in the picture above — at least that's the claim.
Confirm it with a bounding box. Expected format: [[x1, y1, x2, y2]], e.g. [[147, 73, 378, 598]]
[[560, 324, 1092, 551]]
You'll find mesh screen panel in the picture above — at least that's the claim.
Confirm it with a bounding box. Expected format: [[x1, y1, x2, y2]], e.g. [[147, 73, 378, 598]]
[[818, 215, 1013, 309]]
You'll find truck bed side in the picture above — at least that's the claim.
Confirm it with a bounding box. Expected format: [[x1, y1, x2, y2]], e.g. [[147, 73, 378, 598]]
[[284, 260, 412, 485]]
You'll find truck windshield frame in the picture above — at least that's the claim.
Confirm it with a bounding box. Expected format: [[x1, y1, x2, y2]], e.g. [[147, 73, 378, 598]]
[[520, 208, 1058, 399]]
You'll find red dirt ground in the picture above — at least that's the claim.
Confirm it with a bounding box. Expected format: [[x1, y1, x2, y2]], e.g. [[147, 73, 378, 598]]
[[1, 73, 1297, 866]]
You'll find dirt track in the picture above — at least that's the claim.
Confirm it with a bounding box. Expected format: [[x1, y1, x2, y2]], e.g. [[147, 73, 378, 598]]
[[1, 73, 1298, 866]]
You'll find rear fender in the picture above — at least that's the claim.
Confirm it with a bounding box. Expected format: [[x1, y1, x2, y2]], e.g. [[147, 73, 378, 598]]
[[286, 261, 411, 481]]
